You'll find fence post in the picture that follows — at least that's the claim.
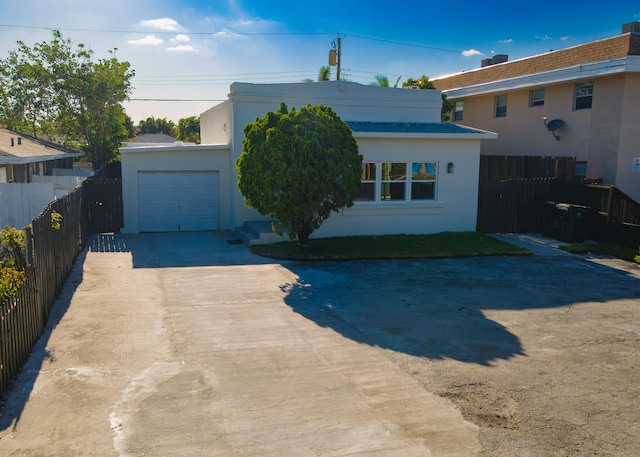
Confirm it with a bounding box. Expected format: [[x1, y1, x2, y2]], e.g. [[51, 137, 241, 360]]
[[24, 226, 34, 270], [605, 186, 614, 242]]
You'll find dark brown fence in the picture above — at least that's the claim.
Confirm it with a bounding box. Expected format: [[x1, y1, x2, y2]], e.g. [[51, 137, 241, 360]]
[[0, 186, 88, 396], [477, 175, 640, 247], [479, 155, 579, 182], [85, 179, 123, 233], [477, 178, 556, 233]]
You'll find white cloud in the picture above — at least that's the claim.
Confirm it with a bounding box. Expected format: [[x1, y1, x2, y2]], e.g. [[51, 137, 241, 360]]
[[139, 18, 181, 31], [535, 35, 552, 41], [560, 36, 571, 41], [127, 35, 163, 46], [167, 45, 196, 52], [462, 49, 483, 57], [499, 38, 513, 44], [171, 34, 191, 43]]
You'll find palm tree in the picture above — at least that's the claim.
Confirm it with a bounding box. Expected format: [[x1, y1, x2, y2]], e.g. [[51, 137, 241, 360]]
[[370, 75, 401, 88]]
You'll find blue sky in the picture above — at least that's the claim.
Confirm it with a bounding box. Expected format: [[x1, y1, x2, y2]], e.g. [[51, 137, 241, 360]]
[[0, 0, 638, 123]]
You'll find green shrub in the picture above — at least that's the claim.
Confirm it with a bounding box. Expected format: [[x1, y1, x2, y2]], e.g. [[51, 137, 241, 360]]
[[0, 225, 27, 302]]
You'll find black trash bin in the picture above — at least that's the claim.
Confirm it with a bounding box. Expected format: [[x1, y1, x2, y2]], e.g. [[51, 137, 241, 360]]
[[554, 203, 589, 243], [541, 201, 557, 238]]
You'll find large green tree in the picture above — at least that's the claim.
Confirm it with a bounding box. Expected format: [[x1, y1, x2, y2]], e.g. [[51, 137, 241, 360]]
[[0, 30, 134, 169], [237, 103, 362, 245], [402, 75, 453, 122], [175, 115, 200, 144]]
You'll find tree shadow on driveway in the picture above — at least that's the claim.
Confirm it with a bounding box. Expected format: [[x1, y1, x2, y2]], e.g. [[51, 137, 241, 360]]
[[280, 255, 640, 366]]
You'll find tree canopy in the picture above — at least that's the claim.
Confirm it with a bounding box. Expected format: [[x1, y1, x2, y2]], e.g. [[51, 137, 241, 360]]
[[0, 30, 134, 169], [237, 103, 362, 244], [175, 116, 200, 144], [370, 74, 401, 88], [135, 116, 176, 137], [402, 75, 453, 122]]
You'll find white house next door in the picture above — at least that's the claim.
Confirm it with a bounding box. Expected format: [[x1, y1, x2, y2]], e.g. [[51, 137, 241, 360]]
[[138, 171, 220, 232]]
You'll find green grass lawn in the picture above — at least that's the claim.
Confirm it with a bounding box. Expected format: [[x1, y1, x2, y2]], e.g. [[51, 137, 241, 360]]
[[250, 232, 531, 260], [559, 243, 640, 264]]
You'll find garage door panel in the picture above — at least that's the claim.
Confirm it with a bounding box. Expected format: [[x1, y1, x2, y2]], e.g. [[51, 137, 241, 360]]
[[138, 171, 220, 232]]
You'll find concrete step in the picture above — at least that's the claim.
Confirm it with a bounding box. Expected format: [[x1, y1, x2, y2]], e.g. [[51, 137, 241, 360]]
[[235, 221, 286, 245]]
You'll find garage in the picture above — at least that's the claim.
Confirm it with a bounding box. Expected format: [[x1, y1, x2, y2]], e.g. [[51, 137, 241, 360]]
[[138, 171, 220, 232]]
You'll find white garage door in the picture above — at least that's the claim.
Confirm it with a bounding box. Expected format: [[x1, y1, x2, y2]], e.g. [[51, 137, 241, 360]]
[[138, 171, 220, 232]]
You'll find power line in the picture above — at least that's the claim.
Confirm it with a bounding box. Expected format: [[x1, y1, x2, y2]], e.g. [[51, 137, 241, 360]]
[[0, 23, 332, 37], [349, 34, 461, 54], [0, 23, 465, 54]]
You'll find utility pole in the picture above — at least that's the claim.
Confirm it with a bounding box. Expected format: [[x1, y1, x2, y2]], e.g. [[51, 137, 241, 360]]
[[336, 36, 341, 81], [328, 35, 343, 81]]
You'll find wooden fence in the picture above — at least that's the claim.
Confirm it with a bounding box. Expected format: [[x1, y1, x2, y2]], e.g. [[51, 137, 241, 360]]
[[0, 186, 88, 396], [477, 177, 640, 247], [479, 155, 579, 182]]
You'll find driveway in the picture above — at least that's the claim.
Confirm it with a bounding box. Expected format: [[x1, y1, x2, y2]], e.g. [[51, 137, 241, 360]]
[[0, 231, 639, 456]]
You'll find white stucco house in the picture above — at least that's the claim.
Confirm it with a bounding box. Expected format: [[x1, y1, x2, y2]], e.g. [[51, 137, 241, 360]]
[[120, 81, 496, 243]]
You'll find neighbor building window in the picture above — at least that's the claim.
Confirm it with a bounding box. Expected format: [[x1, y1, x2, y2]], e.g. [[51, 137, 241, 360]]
[[529, 89, 545, 107], [575, 83, 593, 110], [454, 101, 464, 121], [495, 94, 507, 117], [354, 161, 438, 203]]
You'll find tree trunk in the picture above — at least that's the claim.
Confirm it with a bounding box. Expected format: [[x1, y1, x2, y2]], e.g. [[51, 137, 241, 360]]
[[297, 226, 312, 246]]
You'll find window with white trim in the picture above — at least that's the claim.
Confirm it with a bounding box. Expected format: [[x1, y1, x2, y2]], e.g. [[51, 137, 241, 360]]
[[574, 83, 593, 110], [454, 101, 464, 121], [354, 162, 438, 203], [495, 94, 507, 118], [529, 89, 545, 107]]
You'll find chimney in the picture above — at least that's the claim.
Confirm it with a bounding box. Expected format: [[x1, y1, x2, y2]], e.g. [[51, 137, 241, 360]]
[[17, 137, 21, 145], [622, 22, 640, 34], [481, 58, 493, 67], [11, 138, 14, 147]]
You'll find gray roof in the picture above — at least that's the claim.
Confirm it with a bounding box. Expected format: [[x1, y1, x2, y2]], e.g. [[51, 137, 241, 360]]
[[346, 121, 489, 135], [0, 128, 84, 164]]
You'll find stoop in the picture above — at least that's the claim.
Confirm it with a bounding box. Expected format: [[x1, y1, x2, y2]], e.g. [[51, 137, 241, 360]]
[[235, 221, 285, 245]]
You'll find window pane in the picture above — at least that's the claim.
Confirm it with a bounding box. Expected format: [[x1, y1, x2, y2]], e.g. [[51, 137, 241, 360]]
[[495, 94, 507, 118], [411, 162, 437, 180], [454, 101, 463, 121], [575, 83, 593, 110], [381, 182, 405, 200], [530, 89, 545, 107], [411, 182, 435, 200], [381, 162, 406, 181], [354, 183, 375, 201], [361, 162, 376, 181]]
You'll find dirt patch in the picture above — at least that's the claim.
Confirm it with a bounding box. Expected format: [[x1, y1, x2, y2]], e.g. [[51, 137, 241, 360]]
[[439, 382, 519, 429]]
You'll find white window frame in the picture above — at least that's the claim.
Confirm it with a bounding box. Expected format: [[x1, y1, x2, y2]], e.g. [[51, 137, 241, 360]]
[[495, 94, 507, 118], [354, 161, 438, 204], [574, 82, 593, 110], [529, 89, 545, 107], [454, 101, 464, 121]]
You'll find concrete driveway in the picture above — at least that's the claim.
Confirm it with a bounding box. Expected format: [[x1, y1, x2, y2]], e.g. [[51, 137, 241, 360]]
[[0, 231, 639, 456]]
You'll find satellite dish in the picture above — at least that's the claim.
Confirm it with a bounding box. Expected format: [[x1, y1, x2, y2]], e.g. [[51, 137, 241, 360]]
[[544, 118, 564, 140], [545, 119, 564, 131]]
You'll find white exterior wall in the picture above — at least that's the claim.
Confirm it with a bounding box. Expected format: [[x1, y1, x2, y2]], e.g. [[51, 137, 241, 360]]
[[225, 81, 448, 230], [200, 100, 232, 145], [120, 144, 230, 234], [315, 138, 481, 239], [121, 81, 492, 238]]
